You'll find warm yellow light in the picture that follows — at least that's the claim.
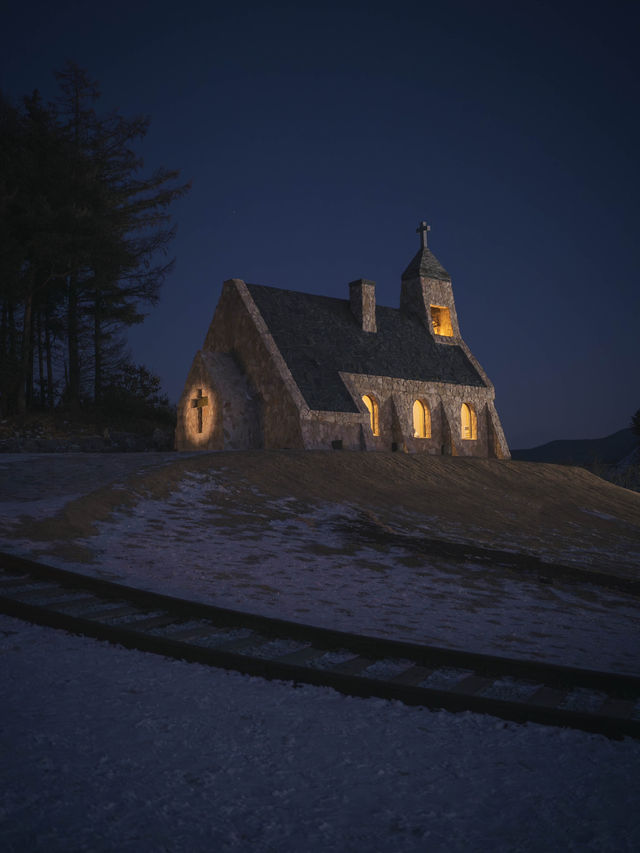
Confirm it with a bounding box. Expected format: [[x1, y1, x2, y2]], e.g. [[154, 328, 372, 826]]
[[191, 388, 210, 434], [461, 402, 477, 440], [362, 394, 380, 436], [412, 399, 431, 438], [186, 386, 214, 445], [430, 305, 453, 337]]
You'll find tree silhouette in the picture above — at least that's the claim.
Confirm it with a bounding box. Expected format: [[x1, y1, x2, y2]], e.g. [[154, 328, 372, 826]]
[[0, 62, 190, 415]]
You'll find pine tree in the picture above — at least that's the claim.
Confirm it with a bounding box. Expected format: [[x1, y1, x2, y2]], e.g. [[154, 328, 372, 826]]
[[0, 64, 190, 415], [0, 91, 80, 413], [53, 61, 190, 405]]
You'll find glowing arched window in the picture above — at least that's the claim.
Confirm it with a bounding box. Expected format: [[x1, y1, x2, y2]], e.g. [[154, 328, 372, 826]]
[[461, 403, 477, 440], [362, 394, 380, 436], [412, 400, 431, 438]]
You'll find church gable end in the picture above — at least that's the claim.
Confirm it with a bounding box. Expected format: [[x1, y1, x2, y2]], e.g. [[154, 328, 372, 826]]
[[195, 280, 305, 450]]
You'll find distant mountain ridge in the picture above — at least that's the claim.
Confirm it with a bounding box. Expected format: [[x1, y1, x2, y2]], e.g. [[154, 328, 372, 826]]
[[511, 428, 638, 466]]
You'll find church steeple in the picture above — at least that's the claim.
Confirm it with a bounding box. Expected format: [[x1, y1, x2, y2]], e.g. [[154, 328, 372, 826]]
[[401, 221, 451, 283], [400, 222, 460, 340]]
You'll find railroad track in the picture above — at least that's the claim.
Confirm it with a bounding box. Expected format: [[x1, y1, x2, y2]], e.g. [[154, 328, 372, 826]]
[[1, 551, 639, 740]]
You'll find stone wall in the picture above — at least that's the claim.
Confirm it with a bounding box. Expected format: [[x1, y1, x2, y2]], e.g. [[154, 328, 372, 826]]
[[400, 274, 462, 340], [426, 278, 462, 340], [203, 281, 305, 450], [0, 429, 173, 454], [175, 353, 220, 451], [175, 350, 262, 451], [334, 372, 508, 458], [300, 410, 365, 451]]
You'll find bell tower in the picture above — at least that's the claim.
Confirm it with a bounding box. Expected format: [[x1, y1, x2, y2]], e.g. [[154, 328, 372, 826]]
[[400, 222, 462, 342]]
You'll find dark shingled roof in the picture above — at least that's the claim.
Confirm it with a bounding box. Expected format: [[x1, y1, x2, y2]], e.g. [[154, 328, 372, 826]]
[[401, 247, 451, 282], [245, 283, 486, 413]]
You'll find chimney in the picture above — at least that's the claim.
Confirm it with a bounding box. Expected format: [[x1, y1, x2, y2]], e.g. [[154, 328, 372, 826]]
[[349, 278, 377, 333]]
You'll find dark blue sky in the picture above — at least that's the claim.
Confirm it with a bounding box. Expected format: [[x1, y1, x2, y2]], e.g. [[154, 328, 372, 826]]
[[3, 0, 639, 448]]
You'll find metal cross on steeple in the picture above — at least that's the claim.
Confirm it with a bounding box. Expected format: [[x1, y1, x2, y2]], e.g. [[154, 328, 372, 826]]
[[416, 221, 431, 249]]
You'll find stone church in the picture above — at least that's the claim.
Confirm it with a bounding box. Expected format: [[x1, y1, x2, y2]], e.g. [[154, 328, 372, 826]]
[[176, 223, 510, 458]]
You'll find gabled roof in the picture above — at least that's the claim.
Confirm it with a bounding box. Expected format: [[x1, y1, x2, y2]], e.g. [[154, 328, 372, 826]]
[[401, 246, 451, 282], [245, 283, 485, 413]]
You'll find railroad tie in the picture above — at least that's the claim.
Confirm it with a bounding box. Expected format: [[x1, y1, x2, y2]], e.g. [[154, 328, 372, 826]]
[[9, 584, 64, 601], [215, 634, 266, 654], [332, 656, 375, 676], [450, 674, 495, 696], [528, 686, 568, 708], [274, 646, 326, 666], [166, 623, 217, 642], [52, 596, 108, 612], [86, 604, 144, 621], [0, 575, 32, 588], [390, 665, 433, 686], [124, 613, 186, 633], [598, 697, 636, 720]]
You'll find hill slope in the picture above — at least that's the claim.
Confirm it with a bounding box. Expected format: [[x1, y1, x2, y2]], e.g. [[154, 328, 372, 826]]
[[511, 428, 637, 465], [5, 451, 640, 579]]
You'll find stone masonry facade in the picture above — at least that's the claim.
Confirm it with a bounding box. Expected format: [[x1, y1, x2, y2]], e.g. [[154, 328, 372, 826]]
[[176, 224, 510, 459]]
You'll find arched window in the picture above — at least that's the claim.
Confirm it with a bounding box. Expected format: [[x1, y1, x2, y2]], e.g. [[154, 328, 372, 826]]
[[460, 402, 477, 440], [412, 399, 431, 438], [362, 394, 380, 436]]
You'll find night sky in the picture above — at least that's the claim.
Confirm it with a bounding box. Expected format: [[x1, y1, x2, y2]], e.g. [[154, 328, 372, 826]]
[[3, 0, 639, 449]]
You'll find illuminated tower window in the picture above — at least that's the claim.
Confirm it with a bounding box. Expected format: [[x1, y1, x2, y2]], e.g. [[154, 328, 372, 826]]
[[412, 399, 431, 438], [362, 394, 380, 436], [430, 305, 453, 337], [461, 402, 477, 440]]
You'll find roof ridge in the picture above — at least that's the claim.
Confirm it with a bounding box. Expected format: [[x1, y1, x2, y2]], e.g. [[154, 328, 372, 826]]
[[246, 282, 345, 303], [246, 281, 391, 308]]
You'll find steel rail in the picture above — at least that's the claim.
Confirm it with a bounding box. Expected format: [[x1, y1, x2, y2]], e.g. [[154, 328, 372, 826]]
[[1, 551, 639, 740]]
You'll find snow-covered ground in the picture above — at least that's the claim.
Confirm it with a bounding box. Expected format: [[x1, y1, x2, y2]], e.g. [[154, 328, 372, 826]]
[[2, 454, 640, 850], [6, 465, 640, 675], [2, 614, 640, 853]]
